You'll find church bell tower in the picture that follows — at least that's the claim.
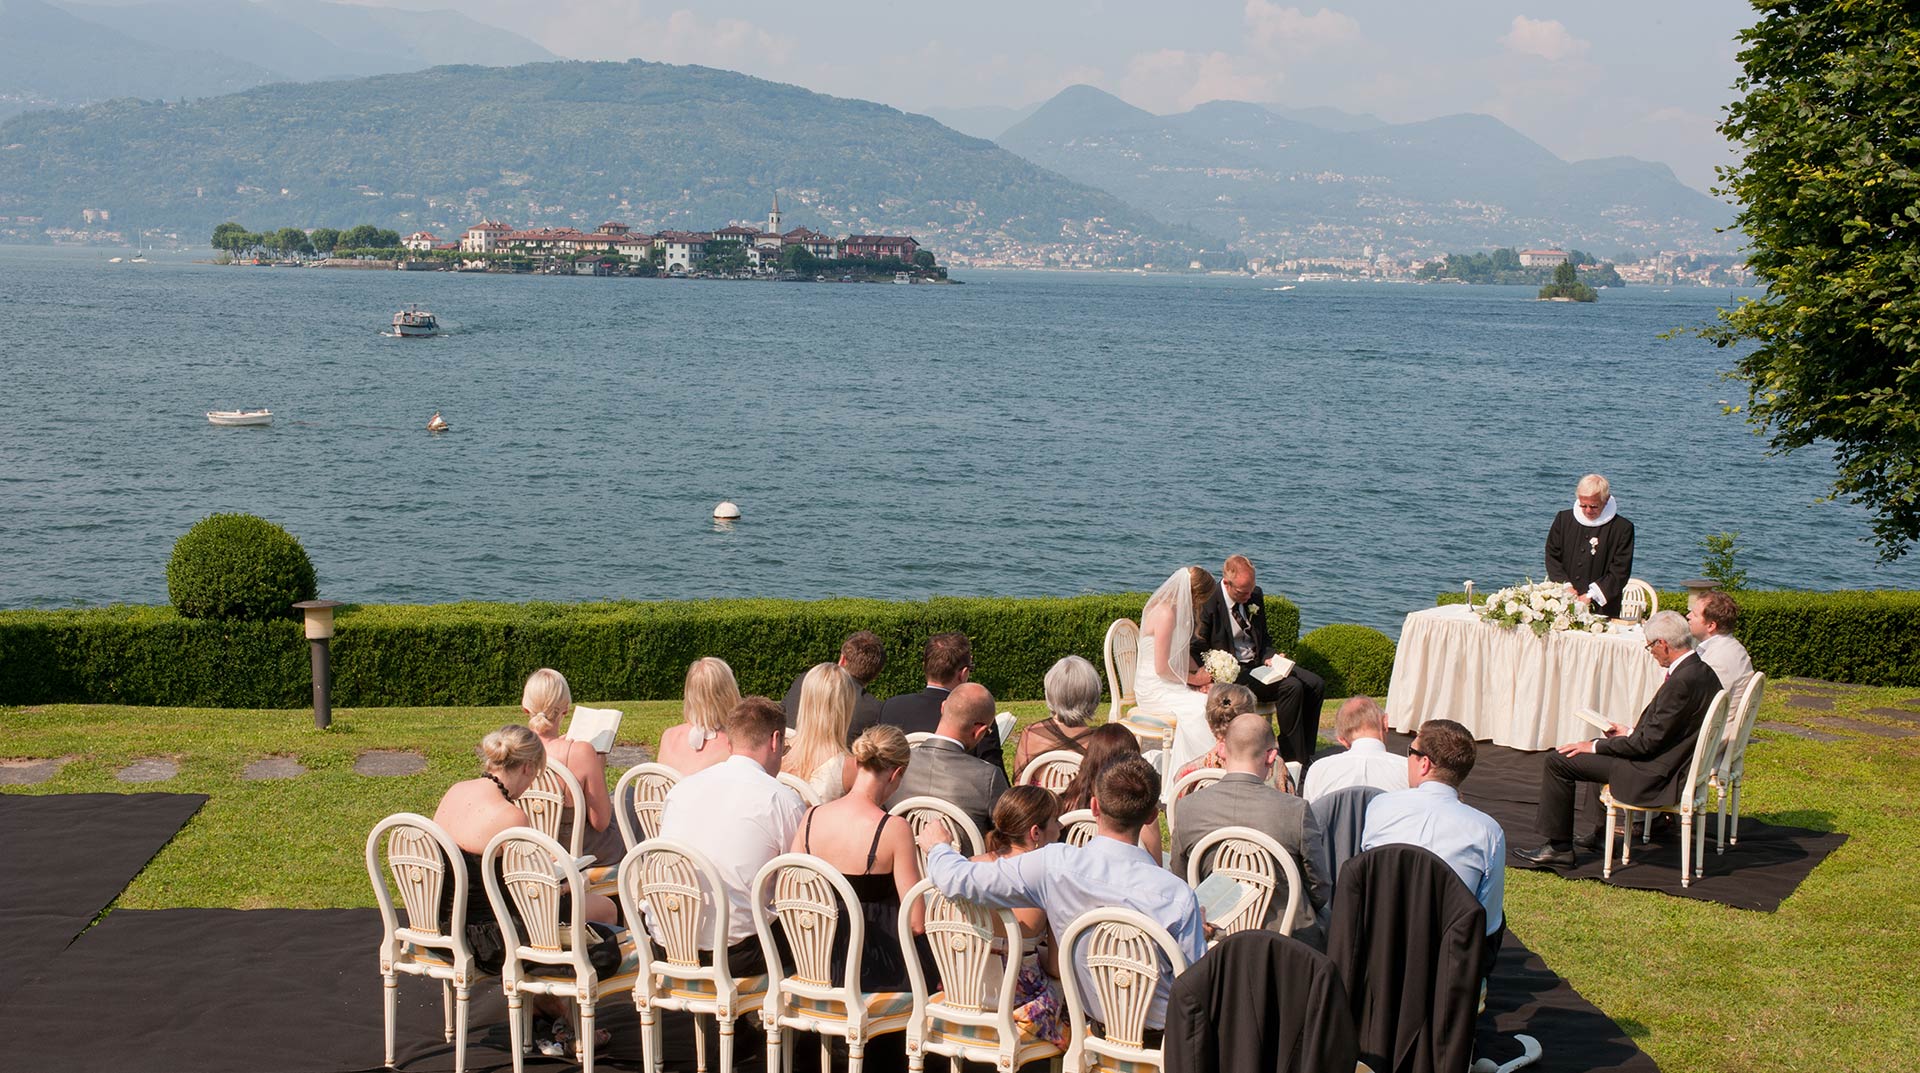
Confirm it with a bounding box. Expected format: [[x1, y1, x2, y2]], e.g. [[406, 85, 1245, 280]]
[[767, 192, 782, 236]]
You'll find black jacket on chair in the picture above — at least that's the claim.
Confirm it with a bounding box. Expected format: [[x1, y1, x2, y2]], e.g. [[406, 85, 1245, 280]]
[[1164, 930, 1359, 1073], [1326, 845, 1487, 1073]]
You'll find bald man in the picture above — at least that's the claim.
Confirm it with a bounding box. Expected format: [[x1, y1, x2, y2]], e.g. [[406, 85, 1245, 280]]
[[885, 682, 1011, 837]]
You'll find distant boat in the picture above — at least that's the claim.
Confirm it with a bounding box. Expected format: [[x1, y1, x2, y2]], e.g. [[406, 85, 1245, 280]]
[[894, 271, 911, 284], [427, 412, 450, 432], [207, 409, 273, 427], [392, 304, 439, 337], [108, 257, 124, 264]]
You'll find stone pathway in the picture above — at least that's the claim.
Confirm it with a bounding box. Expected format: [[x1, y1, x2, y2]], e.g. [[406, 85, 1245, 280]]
[[607, 743, 652, 769], [0, 757, 74, 786], [353, 750, 427, 777], [242, 756, 308, 780], [1766, 678, 1920, 741], [116, 758, 179, 783], [2, 740, 659, 788]]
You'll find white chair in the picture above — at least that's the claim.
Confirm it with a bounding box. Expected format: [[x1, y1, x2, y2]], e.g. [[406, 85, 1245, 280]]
[[1058, 907, 1190, 1073], [1058, 808, 1097, 847], [752, 854, 913, 1073], [995, 711, 1017, 746], [890, 796, 985, 867], [1601, 688, 1732, 887], [898, 878, 1063, 1072], [366, 813, 494, 1073], [613, 762, 679, 850], [481, 826, 638, 1073], [1619, 578, 1659, 622], [619, 839, 768, 1073], [1164, 767, 1227, 833], [524, 759, 587, 857], [1106, 619, 1176, 769], [905, 731, 934, 747], [777, 770, 824, 806], [1017, 749, 1083, 793], [1182, 826, 1304, 939], [1711, 672, 1768, 850]]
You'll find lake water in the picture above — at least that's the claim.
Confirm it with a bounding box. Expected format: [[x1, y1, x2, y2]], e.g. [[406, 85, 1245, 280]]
[[1, 245, 1909, 633]]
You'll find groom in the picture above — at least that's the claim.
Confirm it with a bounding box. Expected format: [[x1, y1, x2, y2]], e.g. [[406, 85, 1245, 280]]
[[1192, 555, 1325, 767]]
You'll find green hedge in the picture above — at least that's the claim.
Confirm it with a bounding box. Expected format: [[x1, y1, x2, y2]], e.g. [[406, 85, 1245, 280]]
[[1434, 589, 1920, 686], [1296, 624, 1396, 699], [0, 592, 1301, 708]]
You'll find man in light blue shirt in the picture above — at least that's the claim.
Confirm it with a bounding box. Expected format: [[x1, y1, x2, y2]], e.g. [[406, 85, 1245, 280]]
[[915, 757, 1206, 1030], [1360, 718, 1505, 936]]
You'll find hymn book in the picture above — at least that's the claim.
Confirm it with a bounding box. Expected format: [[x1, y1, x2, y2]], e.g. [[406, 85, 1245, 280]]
[[1195, 871, 1259, 926], [565, 705, 624, 753], [1250, 657, 1296, 685], [1573, 707, 1615, 733]]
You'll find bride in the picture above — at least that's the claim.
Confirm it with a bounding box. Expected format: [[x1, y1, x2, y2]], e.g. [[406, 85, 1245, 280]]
[[1135, 566, 1220, 796]]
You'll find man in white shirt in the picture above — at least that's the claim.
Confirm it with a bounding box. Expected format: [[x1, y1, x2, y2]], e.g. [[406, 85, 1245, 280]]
[[1361, 718, 1505, 939], [657, 695, 806, 975], [1301, 696, 1409, 802], [1688, 590, 1754, 699]]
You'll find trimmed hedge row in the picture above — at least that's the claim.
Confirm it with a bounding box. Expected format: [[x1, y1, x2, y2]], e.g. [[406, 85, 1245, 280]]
[[0, 593, 1302, 708], [1434, 589, 1920, 686], [1296, 624, 1396, 699]]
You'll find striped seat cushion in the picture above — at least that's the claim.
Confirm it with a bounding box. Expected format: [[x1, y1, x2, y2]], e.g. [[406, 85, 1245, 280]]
[[919, 1003, 1062, 1064], [662, 973, 770, 1003], [789, 990, 914, 1024]]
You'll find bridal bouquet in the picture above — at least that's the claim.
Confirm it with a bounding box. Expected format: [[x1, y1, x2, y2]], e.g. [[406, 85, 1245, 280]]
[[1201, 649, 1243, 684], [1475, 580, 1603, 637]]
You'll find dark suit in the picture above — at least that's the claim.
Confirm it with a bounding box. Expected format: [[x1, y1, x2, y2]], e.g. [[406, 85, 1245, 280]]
[[884, 737, 1010, 841], [877, 686, 1005, 772], [1545, 509, 1635, 616], [1535, 650, 1722, 844], [1192, 586, 1325, 765], [780, 671, 884, 744]]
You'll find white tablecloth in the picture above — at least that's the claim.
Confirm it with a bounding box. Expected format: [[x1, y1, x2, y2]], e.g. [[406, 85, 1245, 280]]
[[1385, 605, 1666, 750]]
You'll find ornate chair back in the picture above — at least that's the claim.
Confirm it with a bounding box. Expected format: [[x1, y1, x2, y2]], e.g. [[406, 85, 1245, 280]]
[[1165, 767, 1227, 831], [522, 759, 586, 857], [613, 762, 679, 849], [1059, 808, 1097, 847], [365, 812, 489, 1073], [1602, 687, 1731, 886], [1017, 750, 1084, 793], [904, 731, 933, 746], [776, 771, 824, 806], [1103, 617, 1141, 722], [1058, 907, 1190, 1073], [889, 796, 985, 867], [1183, 826, 1305, 938], [899, 879, 1062, 1070], [1619, 578, 1659, 621]]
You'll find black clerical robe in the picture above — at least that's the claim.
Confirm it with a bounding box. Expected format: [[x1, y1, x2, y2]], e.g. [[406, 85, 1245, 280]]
[[1544, 510, 1635, 615]]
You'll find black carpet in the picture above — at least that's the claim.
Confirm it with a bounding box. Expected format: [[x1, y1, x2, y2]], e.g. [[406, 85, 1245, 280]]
[[1478, 928, 1657, 1073], [0, 792, 206, 1001]]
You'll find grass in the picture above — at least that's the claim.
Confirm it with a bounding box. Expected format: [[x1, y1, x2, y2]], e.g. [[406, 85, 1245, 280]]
[[3, 689, 1917, 1071]]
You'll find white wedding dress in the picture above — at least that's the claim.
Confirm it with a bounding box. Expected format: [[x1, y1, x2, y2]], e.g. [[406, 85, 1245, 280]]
[[1135, 569, 1213, 801]]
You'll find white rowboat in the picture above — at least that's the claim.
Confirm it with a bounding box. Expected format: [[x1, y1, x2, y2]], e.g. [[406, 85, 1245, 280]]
[[207, 409, 273, 427]]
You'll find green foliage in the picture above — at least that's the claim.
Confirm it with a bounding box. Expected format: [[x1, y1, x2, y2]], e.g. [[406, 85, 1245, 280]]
[[0, 592, 1301, 708], [1294, 624, 1396, 699], [1417, 248, 1622, 290], [165, 513, 317, 622], [1705, 4, 1920, 561], [1700, 531, 1749, 591], [912, 249, 936, 269], [779, 244, 818, 273], [1434, 589, 1920, 685], [308, 227, 340, 254], [1538, 273, 1599, 301]]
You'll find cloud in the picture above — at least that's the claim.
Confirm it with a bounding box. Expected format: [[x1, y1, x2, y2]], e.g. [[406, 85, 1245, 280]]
[[1498, 16, 1588, 62], [1244, 2, 1361, 57]]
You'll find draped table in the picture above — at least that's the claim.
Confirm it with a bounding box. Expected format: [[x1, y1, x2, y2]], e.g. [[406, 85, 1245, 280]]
[[1385, 605, 1667, 750]]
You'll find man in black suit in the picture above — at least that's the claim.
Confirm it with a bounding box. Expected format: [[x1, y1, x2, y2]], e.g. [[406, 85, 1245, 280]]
[[886, 682, 1011, 839], [877, 632, 1004, 770], [781, 630, 886, 742], [1544, 473, 1636, 617], [1515, 609, 1722, 866], [1192, 554, 1325, 767]]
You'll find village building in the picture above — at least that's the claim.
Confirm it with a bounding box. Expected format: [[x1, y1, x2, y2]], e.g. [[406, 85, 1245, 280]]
[[1518, 248, 1570, 267], [843, 234, 920, 261]]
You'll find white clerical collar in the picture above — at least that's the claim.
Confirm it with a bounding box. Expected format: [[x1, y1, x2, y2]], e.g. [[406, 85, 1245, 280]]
[[1571, 495, 1619, 528]]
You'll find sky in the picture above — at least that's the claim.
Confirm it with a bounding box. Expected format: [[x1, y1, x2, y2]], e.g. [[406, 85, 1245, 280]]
[[348, 0, 1758, 194]]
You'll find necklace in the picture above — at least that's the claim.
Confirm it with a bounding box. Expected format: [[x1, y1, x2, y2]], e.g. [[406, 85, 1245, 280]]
[[483, 771, 512, 800]]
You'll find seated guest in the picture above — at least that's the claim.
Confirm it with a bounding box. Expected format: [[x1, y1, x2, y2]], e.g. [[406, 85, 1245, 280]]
[[974, 786, 1069, 1050], [522, 667, 624, 865], [879, 632, 1004, 769], [917, 758, 1206, 1034], [1516, 610, 1721, 865], [1171, 682, 1259, 786], [1545, 472, 1635, 617], [789, 724, 927, 991], [1011, 655, 1103, 777], [782, 663, 860, 801], [887, 682, 1012, 839], [1301, 696, 1409, 803], [1170, 714, 1332, 949], [1362, 718, 1505, 943], [782, 630, 887, 741], [657, 657, 740, 775], [1688, 590, 1754, 698], [657, 696, 807, 976], [1058, 722, 1164, 861], [1192, 554, 1326, 766]]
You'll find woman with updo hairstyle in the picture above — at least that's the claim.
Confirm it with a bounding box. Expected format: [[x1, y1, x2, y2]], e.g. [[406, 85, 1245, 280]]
[[1172, 681, 1259, 785], [1011, 655, 1103, 778], [1057, 722, 1163, 859], [658, 657, 740, 775], [972, 785, 1069, 1049], [522, 667, 625, 865], [782, 662, 859, 801], [788, 724, 930, 992]]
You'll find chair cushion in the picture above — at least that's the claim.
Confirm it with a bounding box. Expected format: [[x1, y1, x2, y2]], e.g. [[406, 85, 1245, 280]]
[[403, 944, 456, 969], [663, 974, 771, 1003], [920, 1000, 1062, 1063], [789, 990, 914, 1024]]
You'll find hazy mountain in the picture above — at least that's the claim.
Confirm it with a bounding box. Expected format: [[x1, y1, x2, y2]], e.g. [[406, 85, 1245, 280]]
[[0, 60, 1216, 265], [0, 0, 554, 119], [917, 101, 1042, 142], [999, 85, 1736, 256], [1263, 104, 1384, 133]]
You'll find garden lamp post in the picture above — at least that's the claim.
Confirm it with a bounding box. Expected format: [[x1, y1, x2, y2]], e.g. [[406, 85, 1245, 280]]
[[292, 599, 343, 729]]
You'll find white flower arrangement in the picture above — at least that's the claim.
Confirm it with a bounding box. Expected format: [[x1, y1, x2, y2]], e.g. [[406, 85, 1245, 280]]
[[1200, 648, 1243, 684], [1475, 579, 1604, 637]]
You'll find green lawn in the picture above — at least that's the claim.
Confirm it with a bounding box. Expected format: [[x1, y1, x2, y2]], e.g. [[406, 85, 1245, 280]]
[[3, 690, 1916, 1071]]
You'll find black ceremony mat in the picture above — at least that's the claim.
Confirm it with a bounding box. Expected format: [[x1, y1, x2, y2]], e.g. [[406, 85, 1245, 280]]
[[0, 792, 206, 1000], [1372, 734, 1845, 911], [1478, 929, 1658, 1073]]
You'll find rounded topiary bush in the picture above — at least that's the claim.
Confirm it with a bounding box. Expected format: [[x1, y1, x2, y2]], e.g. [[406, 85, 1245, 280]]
[[166, 513, 317, 621], [1295, 623, 1397, 699]]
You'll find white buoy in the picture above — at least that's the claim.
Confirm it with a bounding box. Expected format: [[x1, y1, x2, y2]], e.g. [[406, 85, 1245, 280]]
[[712, 501, 741, 520]]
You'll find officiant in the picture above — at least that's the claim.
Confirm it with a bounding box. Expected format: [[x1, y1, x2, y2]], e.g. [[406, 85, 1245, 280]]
[[1545, 473, 1636, 617], [1192, 554, 1325, 766]]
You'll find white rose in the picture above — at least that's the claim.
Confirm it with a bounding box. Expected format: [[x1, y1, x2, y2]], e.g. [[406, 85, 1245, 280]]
[[1553, 614, 1571, 631], [1505, 599, 1520, 614]]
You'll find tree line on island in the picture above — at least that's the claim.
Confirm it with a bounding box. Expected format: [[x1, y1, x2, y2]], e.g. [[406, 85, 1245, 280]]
[[1415, 247, 1624, 288], [211, 221, 397, 258]]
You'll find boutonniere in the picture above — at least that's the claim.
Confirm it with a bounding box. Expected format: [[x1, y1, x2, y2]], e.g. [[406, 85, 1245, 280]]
[[1248, 604, 1261, 615], [1588, 536, 1599, 556]]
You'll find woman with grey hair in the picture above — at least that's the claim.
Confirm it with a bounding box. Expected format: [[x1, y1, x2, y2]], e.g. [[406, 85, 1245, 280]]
[[1012, 654, 1104, 776]]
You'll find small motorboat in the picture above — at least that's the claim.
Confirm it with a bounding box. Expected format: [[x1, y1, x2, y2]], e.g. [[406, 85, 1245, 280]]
[[427, 412, 450, 432], [207, 409, 273, 427], [392, 305, 439, 337]]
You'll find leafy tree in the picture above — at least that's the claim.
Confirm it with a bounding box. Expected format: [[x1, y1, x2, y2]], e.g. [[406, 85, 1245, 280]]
[[1539, 259, 1597, 301], [1705, 2, 1920, 560], [309, 227, 340, 254], [912, 249, 936, 270], [779, 244, 818, 274], [1553, 260, 1577, 287], [1489, 247, 1520, 272], [372, 228, 401, 248], [273, 226, 311, 255], [210, 221, 248, 252], [339, 224, 380, 248]]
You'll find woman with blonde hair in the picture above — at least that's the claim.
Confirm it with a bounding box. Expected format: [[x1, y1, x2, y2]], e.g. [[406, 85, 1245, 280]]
[[782, 662, 859, 801], [522, 667, 624, 865], [657, 657, 740, 774]]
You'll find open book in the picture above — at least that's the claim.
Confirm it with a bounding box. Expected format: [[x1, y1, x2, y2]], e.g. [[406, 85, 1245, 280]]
[[565, 705, 624, 754], [549, 854, 597, 879], [1194, 870, 1259, 927], [1250, 656, 1295, 685], [1573, 707, 1615, 733]]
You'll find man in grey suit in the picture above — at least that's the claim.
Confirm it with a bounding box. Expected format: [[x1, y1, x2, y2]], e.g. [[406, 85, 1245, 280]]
[[1169, 713, 1333, 949], [885, 681, 1011, 840]]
